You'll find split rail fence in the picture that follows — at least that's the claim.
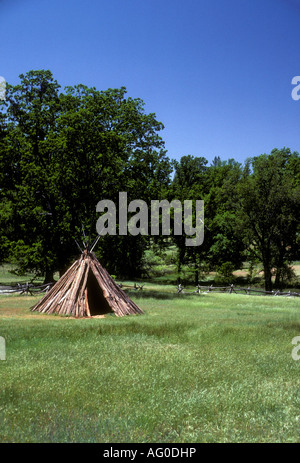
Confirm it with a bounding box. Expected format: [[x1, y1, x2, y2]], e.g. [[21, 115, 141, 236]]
[[0, 281, 299, 298], [0, 282, 53, 295], [175, 283, 300, 297]]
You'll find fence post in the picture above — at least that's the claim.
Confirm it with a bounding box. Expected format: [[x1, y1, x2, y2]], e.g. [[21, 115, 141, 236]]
[[177, 284, 183, 294], [195, 284, 201, 294]]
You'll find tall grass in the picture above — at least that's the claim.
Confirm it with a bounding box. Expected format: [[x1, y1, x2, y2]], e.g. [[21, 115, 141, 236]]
[[0, 291, 299, 442]]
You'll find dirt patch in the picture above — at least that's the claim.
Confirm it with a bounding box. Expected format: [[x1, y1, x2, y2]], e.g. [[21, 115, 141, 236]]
[[292, 265, 300, 276], [233, 269, 248, 277]]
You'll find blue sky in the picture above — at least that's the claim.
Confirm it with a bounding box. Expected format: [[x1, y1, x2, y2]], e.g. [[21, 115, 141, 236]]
[[1, 0, 299, 165]]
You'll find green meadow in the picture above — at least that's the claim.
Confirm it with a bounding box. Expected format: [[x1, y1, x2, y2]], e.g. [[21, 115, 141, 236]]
[[0, 283, 300, 443]]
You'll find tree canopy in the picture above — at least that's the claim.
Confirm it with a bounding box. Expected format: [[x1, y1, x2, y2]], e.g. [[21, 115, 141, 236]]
[[237, 148, 300, 291], [0, 70, 299, 290], [0, 70, 171, 280]]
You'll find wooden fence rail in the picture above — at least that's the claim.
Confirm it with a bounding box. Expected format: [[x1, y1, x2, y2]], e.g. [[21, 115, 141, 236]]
[[176, 283, 300, 297], [0, 282, 53, 295], [1, 281, 299, 299]]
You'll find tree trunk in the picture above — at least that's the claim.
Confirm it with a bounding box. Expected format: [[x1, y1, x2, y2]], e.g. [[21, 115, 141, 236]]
[[194, 269, 199, 286], [44, 269, 55, 284], [274, 268, 282, 289], [263, 265, 273, 292], [274, 248, 285, 289], [59, 265, 69, 278]]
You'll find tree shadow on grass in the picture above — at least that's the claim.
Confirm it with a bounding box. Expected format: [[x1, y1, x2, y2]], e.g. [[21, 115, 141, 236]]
[[96, 318, 194, 340], [126, 289, 203, 300]]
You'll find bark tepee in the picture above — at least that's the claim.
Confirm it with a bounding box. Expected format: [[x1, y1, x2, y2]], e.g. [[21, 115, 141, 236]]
[[31, 249, 144, 317]]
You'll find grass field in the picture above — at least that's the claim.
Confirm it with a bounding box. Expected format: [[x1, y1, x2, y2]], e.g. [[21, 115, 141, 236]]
[[0, 283, 300, 443]]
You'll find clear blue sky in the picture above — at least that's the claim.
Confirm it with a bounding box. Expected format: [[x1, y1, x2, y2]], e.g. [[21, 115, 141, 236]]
[[1, 0, 299, 165]]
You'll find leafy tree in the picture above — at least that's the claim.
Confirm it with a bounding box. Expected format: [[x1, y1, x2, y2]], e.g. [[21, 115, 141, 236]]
[[0, 70, 172, 280], [170, 155, 208, 273], [204, 159, 245, 271], [237, 148, 300, 291], [0, 70, 62, 280], [169, 156, 245, 282]]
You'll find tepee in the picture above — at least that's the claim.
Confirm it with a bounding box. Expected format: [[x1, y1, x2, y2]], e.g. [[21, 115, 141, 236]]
[[31, 248, 144, 318]]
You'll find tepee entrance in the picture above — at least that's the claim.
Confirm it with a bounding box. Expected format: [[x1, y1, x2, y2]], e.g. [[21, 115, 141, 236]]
[[31, 249, 144, 318]]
